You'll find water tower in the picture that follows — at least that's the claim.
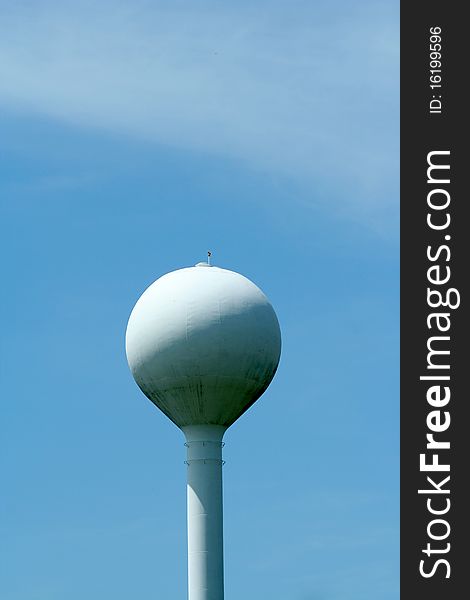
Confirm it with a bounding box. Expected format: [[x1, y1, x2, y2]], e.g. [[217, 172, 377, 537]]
[[125, 261, 281, 600]]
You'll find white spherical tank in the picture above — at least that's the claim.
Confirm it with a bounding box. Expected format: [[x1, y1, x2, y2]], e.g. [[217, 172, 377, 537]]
[[125, 263, 281, 428]]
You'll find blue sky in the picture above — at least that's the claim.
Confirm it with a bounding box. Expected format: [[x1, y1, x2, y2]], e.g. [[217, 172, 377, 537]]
[[0, 1, 399, 599]]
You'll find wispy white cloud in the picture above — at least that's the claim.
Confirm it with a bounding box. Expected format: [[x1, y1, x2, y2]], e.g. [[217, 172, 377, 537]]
[[0, 1, 398, 221]]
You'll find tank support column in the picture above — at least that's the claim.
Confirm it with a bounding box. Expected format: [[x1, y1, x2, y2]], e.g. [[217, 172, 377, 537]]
[[183, 425, 227, 600]]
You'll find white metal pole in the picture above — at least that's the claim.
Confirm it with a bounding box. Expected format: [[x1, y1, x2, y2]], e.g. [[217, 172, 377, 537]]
[[182, 425, 226, 600]]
